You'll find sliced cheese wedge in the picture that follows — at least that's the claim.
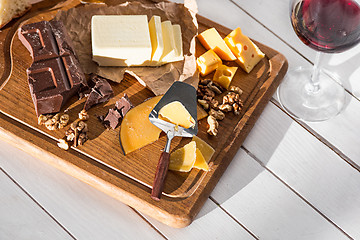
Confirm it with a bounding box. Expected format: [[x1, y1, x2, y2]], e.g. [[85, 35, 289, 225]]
[[193, 148, 209, 171], [197, 28, 236, 61], [159, 21, 177, 63], [120, 96, 162, 155], [172, 24, 184, 62], [149, 15, 164, 62], [158, 101, 195, 129], [192, 135, 215, 163], [169, 141, 197, 172]]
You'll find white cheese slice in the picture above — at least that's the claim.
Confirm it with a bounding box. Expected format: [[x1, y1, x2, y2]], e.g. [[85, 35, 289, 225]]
[[172, 24, 184, 62], [148, 15, 164, 62], [91, 15, 152, 67], [159, 20, 177, 63]]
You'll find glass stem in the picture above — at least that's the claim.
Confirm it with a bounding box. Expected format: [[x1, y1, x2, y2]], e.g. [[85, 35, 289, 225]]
[[310, 52, 322, 93]]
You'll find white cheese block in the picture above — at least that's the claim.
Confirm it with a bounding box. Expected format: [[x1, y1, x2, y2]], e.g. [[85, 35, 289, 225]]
[[148, 15, 164, 62], [159, 20, 177, 63], [172, 24, 184, 62], [91, 15, 152, 67]]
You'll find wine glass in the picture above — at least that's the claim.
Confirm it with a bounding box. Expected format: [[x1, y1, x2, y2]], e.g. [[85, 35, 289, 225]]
[[277, 0, 360, 122]]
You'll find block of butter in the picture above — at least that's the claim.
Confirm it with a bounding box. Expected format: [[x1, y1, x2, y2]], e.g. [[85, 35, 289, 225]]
[[224, 27, 265, 73], [91, 15, 152, 67]]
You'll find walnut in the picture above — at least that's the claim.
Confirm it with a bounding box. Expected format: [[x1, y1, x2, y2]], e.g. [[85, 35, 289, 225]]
[[78, 110, 89, 121], [57, 139, 69, 150], [219, 104, 233, 112], [203, 95, 213, 101], [52, 113, 61, 122], [229, 86, 243, 95], [76, 121, 88, 132], [210, 98, 219, 109], [207, 115, 219, 136], [65, 128, 75, 141], [59, 114, 70, 125], [227, 92, 236, 104], [222, 95, 229, 105], [78, 132, 88, 146], [207, 81, 222, 94], [233, 102, 241, 115], [44, 119, 57, 131], [204, 88, 215, 98], [209, 108, 225, 120], [70, 120, 79, 131], [38, 115, 49, 125], [198, 99, 209, 110]]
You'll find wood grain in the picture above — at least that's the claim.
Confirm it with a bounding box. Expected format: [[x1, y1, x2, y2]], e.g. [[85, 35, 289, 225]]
[[0, 0, 287, 227]]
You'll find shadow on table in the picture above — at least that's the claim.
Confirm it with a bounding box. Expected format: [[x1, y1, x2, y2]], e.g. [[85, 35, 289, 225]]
[[194, 101, 293, 220]]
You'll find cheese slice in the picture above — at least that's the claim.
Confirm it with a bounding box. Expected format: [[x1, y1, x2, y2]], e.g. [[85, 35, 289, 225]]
[[197, 28, 236, 61], [197, 104, 208, 120], [224, 27, 265, 73], [213, 64, 238, 89], [193, 148, 209, 171], [120, 96, 162, 155], [159, 21, 177, 63], [91, 15, 152, 67], [192, 135, 215, 163], [169, 141, 197, 172], [148, 16, 164, 62], [196, 49, 222, 76], [159, 101, 195, 129], [172, 24, 184, 62]]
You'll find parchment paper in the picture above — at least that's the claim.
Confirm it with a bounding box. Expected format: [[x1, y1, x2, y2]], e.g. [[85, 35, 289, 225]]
[[54, 0, 199, 95]]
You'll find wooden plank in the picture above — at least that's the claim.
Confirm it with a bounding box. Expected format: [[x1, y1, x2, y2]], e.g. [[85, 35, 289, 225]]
[[0, 140, 164, 240], [192, 0, 360, 238], [210, 148, 350, 239], [0, 0, 288, 227], [243, 102, 360, 239], [0, 169, 73, 240]]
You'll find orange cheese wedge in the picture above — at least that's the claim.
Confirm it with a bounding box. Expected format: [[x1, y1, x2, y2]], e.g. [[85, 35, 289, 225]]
[[120, 96, 162, 155]]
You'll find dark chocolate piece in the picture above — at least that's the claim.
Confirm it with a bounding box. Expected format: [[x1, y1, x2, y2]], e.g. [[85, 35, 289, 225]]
[[18, 20, 86, 116], [115, 93, 133, 118], [103, 109, 122, 129], [83, 74, 113, 111], [101, 94, 133, 130]]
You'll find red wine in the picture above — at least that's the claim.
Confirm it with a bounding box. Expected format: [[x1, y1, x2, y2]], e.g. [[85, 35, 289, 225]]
[[291, 0, 360, 53]]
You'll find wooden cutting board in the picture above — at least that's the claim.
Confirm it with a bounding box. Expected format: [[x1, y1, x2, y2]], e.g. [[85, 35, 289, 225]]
[[0, 0, 288, 228]]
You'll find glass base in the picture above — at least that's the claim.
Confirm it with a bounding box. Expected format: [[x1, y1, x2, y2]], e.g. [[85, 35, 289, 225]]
[[277, 67, 346, 122]]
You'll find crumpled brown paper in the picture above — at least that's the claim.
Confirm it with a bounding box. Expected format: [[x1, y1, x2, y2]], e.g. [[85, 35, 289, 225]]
[[54, 0, 198, 95]]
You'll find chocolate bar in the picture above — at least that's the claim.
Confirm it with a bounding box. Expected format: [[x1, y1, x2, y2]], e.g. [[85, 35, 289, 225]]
[[83, 74, 113, 111], [18, 20, 86, 116]]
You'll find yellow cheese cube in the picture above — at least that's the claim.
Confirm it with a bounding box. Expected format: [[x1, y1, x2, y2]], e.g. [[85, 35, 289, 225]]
[[120, 96, 162, 155], [197, 28, 236, 61], [193, 148, 209, 171], [192, 136, 215, 163], [196, 49, 222, 76], [169, 141, 197, 172], [224, 27, 265, 73], [213, 64, 238, 89], [158, 101, 195, 129]]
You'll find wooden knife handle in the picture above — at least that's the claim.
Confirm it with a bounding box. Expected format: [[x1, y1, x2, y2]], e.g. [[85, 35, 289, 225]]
[[151, 152, 170, 201]]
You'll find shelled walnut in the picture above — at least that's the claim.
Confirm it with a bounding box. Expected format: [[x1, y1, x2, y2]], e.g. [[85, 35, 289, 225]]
[[38, 113, 70, 131], [58, 120, 88, 150], [197, 79, 244, 136]]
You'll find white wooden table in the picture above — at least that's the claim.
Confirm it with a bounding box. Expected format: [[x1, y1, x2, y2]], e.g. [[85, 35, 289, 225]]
[[1, 0, 360, 239]]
